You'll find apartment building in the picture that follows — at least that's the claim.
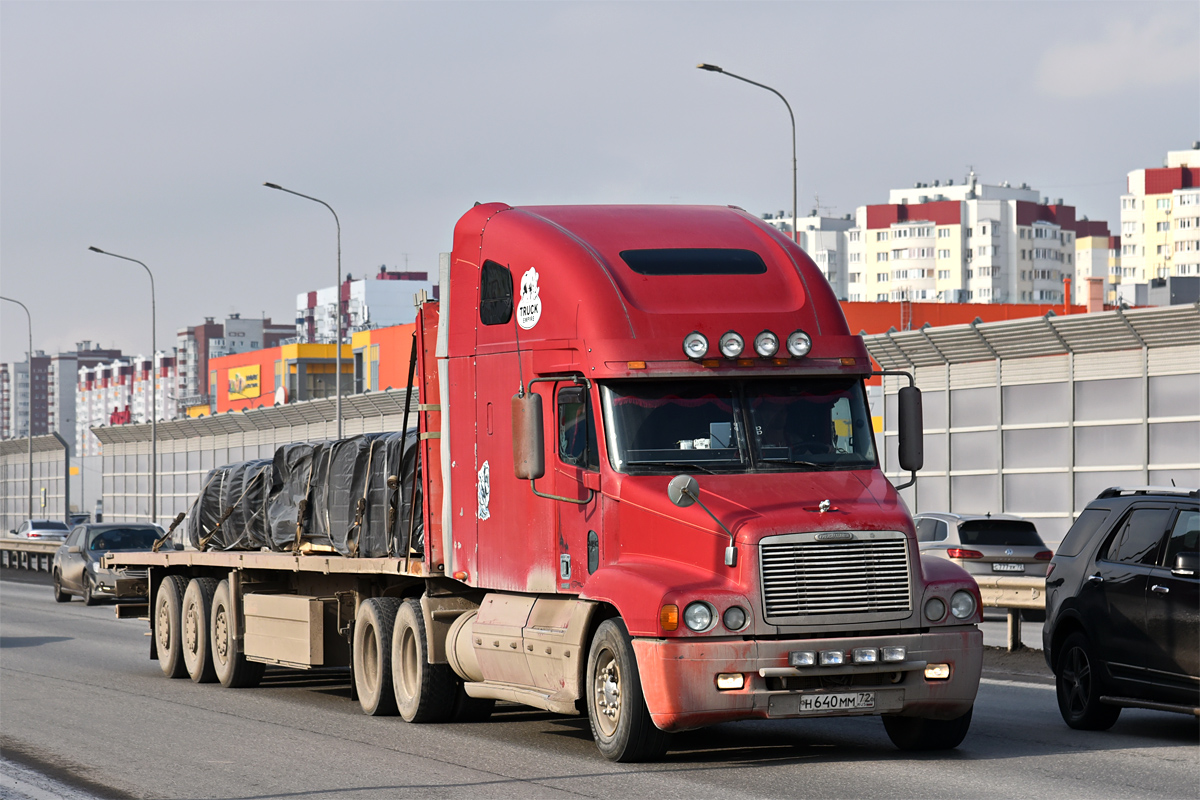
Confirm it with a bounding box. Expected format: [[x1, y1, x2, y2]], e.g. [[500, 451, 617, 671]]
[[1120, 144, 1200, 286], [1, 342, 123, 450], [176, 315, 292, 409], [76, 353, 178, 457], [762, 213, 856, 299], [846, 172, 1110, 305], [296, 265, 437, 343]]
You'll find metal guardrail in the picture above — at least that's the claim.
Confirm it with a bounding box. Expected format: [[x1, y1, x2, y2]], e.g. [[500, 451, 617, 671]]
[[977, 575, 1046, 652], [0, 540, 62, 572]]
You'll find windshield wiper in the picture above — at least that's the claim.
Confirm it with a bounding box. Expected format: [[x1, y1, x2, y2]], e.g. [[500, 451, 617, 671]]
[[629, 461, 718, 474], [760, 458, 824, 469]]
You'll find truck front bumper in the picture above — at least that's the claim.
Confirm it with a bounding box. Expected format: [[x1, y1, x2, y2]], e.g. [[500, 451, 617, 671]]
[[631, 627, 982, 732]]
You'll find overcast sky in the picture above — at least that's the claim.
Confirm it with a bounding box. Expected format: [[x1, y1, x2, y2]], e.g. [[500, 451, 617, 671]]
[[1, 1, 1196, 365]]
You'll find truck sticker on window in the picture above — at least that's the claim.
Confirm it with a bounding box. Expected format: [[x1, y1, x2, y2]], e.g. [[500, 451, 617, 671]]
[[477, 460, 491, 521], [517, 267, 542, 330]]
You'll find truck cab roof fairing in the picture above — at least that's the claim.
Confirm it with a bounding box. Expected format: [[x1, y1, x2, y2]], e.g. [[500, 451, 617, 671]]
[[450, 204, 856, 366]]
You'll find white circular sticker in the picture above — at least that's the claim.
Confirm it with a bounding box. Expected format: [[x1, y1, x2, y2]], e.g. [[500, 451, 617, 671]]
[[517, 267, 542, 330]]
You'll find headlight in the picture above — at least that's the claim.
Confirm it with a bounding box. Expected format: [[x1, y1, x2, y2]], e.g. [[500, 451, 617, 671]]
[[718, 331, 744, 359], [753, 330, 779, 358], [683, 331, 709, 359], [683, 602, 714, 632], [950, 590, 977, 619], [924, 597, 946, 622], [89, 561, 101, 572], [722, 606, 748, 631], [786, 330, 812, 357]]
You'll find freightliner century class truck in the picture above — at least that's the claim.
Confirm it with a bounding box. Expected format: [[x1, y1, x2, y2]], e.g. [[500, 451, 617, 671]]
[[106, 203, 983, 762]]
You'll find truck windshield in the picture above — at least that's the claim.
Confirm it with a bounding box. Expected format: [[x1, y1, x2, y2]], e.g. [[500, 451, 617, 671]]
[[600, 378, 876, 474]]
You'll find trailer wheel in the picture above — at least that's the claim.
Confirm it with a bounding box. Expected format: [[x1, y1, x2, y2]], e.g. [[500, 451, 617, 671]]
[[53, 570, 72, 603], [155, 575, 189, 679], [586, 618, 669, 762], [883, 705, 973, 751], [182, 577, 219, 683], [211, 580, 265, 689], [391, 597, 458, 723], [353, 597, 402, 716]]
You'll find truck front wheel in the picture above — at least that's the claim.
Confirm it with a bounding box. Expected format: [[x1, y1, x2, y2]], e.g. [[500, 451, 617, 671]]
[[353, 597, 402, 716], [882, 706, 973, 751], [586, 619, 669, 762], [391, 598, 457, 723], [155, 575, 189, 679], [211, 579, 265, 689]]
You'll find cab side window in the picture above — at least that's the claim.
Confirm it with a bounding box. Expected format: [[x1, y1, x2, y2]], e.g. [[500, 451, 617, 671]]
[[1161, 509, 1199, 568], [479, 261, 513, 326], [558, 385, 598, 471], [1105, 508, 1173, 566]]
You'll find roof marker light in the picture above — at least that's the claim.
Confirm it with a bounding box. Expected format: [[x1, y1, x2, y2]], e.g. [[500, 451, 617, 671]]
[[786, 330, 812, 358], [719, 331, 744, 359]]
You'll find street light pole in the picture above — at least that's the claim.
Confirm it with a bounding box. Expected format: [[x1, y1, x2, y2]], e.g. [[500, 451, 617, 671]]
[[0, 296, 33, 523], [264, 182, 343, 439], [697, 63, 798, 244], [88, 247, 158, 522]]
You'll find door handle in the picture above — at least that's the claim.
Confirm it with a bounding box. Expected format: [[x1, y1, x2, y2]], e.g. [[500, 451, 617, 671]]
[[1086, 574, 1103, 583], [1151, 584, 1170, 594]]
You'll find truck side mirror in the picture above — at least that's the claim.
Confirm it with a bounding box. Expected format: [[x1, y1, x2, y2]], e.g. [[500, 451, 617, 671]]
[[897, 386, 924, 472], [512, 392, 545, 480], [667, 474, 699, 508]]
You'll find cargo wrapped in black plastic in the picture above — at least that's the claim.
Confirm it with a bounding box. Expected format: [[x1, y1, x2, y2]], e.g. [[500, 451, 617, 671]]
[[268, 441, 328, 551], [185, 459, 274, 551]]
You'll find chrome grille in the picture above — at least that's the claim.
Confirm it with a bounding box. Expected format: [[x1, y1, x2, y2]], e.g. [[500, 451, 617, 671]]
[[760, 535, 911, 620]]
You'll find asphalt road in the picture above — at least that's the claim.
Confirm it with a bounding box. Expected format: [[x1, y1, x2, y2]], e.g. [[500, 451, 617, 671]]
[[2, 568, 1197, 800]]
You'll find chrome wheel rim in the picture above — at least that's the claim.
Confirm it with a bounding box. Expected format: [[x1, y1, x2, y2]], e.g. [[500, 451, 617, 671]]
[[593, 647, 622, 737]]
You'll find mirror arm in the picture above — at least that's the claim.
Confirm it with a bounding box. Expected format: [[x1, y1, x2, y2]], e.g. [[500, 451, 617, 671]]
[[684, 487, 738, 567], [525, 374, 595, 505], [870, 369, 918, 490]]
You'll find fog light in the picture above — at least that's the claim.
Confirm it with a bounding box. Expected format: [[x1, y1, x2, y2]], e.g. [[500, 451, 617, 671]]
[[853, 648, 878, 664], [924, 663, 951, 680], [753, 330, 779, 357], [722, 606, 748, 631], [786, 330, 812, 357], [683, 332, 709, 359], [789, 650, 816, 667], [924, 597, 946, 622], [716, 673, 744, 690], [819, 650, 844, 666], [719, 331, 745, 359], [881, 646, 907, 663], [950, 590, 977, 620]]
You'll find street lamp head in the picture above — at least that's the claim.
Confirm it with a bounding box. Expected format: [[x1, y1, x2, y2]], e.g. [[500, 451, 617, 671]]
[[263, 182, 282, 190], [88, 246, 105, 254], [697, 63, 724, 73]]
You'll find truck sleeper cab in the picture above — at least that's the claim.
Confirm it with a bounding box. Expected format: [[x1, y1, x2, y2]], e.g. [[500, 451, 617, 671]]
[[111, 203, 981, 763]]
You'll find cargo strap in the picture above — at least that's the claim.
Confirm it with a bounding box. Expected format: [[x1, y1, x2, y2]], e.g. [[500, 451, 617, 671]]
[[293, 448, 319, 555], [151, 512, 188, 553], [200, 468, 265, 552], [346, 439, 377, 558]]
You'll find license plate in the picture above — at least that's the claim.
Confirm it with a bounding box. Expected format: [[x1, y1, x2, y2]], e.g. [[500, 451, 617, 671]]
[[992, 562, 1025, 573], [798, 692, 875, 713]]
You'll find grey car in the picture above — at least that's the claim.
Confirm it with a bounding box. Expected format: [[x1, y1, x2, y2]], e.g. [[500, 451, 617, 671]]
[[52, 523, 162, 605], [10, 518, 70, 542], [914, 512, 1053, 578]]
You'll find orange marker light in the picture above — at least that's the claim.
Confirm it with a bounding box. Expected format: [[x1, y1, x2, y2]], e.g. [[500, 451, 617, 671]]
[[841, 357, 857, 366], [773, 358, 789, 366], [660, 604, 679, 631], [737, 359, 754, 367], [452, 571, 469, 581], [627, 361, 647, 370], [701, 359, 720, 368]]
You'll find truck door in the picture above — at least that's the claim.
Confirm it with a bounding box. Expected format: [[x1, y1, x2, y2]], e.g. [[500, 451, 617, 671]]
[[553, 381, 601, 592]]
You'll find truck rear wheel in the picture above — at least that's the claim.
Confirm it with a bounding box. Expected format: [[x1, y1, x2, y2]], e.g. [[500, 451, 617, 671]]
[[586, 618, 669, 762], [155, 575, 188, 679], [882, 706, 973, 751], [391, 597, 458, 723], [353, 597, 402, 716], [211, 579, 265, 689], [182, 577, 219, 684]]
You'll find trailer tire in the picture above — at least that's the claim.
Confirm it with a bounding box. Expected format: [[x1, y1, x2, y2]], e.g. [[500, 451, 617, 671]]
[[182, 577, 219, 684], [586, 618, 670, 762], [211, 580, 265, 689], [354, 597, 402, 716], [883, 705, 973, 751], [53, 570, 72, 602], [155, 575, 189, 679], [392, 597, 458, 723]]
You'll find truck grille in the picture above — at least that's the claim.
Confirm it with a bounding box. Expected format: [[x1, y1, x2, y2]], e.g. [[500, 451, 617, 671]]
[[760, 534, 912, 622]]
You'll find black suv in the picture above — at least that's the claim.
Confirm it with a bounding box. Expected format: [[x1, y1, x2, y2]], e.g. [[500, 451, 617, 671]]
[[1044, 486, 1199, 729]]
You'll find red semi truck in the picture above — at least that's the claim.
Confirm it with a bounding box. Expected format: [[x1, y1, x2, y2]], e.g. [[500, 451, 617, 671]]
[[109, 203, 982, 762]]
